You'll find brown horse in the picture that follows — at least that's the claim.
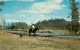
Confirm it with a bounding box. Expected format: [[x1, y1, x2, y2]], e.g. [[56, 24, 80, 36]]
[[29, 28, 39, 36]]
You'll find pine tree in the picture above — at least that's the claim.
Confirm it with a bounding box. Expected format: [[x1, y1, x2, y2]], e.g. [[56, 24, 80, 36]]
[[69, 0, 79, 34]]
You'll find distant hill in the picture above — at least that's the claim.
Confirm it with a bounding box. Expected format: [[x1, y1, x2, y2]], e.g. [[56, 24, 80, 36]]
[[35, 19, 69, 30]]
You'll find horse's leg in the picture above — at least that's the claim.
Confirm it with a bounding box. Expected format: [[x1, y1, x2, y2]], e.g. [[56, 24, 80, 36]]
[[29, 32, 31, 36], [34, 32, 36, 37]]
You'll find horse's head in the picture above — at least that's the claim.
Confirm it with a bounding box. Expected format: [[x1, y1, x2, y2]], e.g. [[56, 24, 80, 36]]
[[35, 28, 39, 30], [36, 28, 39, 31]]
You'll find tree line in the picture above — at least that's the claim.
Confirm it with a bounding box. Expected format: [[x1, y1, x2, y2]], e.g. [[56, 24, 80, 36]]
[[35, 19, 68, 30], [7, 22, 28, 29]]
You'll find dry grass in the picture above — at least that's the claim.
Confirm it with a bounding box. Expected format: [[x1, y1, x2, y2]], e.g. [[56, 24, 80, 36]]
[[40, 30, 80, 35], [39, 30, 69, 34], [0, 31, 80, 50]]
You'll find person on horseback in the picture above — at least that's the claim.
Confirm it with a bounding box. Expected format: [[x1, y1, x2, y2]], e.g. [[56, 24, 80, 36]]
[[29, 24, 39, 36]]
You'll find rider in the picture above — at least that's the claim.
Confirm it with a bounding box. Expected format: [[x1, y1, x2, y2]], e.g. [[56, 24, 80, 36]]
[[31, 24, 35, 30]]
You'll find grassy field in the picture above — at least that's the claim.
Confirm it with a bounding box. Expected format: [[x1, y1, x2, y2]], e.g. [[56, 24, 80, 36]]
[[39, 30, 80, 35], [39, 30, 69, 34], [0, 31, 80, 50]]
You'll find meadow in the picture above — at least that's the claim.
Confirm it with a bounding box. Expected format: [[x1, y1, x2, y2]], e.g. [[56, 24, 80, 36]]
[[39, 29, 80, 35], [0, 31, 80, 50]]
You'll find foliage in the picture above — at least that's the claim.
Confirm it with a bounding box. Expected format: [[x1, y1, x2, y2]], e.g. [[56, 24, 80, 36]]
[[0, 1, 4, 5], [66, 22, 72, 33], [68, 0, 79, 34], [8, 22, 28, 29], [35, 22, 44, 29], [35, 19, 68, 30]]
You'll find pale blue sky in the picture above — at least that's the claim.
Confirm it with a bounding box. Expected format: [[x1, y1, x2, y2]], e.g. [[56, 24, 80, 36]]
[[0, 0, 80, 25]]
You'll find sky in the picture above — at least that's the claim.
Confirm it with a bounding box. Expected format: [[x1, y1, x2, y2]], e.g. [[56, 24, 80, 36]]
[[0, 0, 80, 25]]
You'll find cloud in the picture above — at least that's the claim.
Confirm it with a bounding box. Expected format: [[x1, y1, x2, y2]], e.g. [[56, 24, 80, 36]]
[[18, 10, 28, 13], [6, 20, 20, 22], [4, 14, 11, 17], [26, 14, 51, 25], [53, 16, 65, 19], [29, 0, 66, 14], [17, 0, 66, 14], [4, 13, 27, 18], [46, 0, 63, 4], [26, 21, 31, 25], [0, 0, 34, 1], [19, 14, 27, 17]]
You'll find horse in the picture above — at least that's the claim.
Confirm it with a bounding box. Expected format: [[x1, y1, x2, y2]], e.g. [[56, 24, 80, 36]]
[[29, 28, 39, 36]]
